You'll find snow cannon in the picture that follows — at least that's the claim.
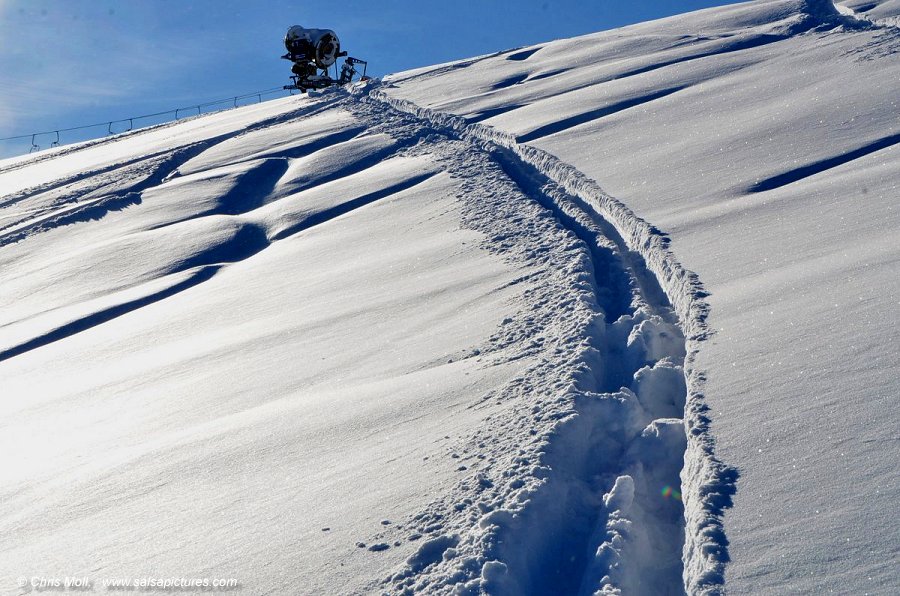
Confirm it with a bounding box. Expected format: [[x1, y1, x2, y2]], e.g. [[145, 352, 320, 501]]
[[282, 25, 367, 93], [284, 26, 341, 69]]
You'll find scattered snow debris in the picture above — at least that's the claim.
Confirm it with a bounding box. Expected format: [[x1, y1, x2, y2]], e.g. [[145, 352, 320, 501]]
[[476, 474, 493, 489], [403, 534, 461, 574], [480, 560, 514, 592]]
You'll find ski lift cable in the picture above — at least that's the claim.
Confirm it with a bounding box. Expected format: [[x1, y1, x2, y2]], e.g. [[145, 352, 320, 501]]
[[0, 86, 289, 143]]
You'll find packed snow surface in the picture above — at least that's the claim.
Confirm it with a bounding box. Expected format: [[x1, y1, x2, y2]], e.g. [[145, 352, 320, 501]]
[[1, 0, 898, 595]]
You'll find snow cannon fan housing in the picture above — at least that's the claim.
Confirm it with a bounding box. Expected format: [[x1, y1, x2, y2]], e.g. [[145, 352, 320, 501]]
[[284, 26, 341, 69], [282, 25, 368, 93]]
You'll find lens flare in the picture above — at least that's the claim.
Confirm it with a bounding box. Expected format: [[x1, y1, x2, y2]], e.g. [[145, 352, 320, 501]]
[[661, 485, 682, 501]]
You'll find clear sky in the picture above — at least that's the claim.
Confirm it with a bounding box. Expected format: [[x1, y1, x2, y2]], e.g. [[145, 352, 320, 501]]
[[0, 0, 744, 158]]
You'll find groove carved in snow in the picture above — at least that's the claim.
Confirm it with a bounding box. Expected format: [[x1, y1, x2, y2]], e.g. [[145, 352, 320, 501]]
[[352, 86, 737, 594]]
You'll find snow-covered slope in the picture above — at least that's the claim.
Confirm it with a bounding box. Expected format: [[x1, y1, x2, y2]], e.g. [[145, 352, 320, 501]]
[[381, 0, 900, 593], [1, 84, 696, 595], [1, 1, 898, 595]]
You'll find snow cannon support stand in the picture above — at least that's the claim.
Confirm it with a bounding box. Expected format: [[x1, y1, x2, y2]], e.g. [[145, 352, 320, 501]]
[[281, 25, 368, 93]]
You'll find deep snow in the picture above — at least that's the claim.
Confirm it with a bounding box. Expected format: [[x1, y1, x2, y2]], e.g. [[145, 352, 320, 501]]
[[1, 0, 898, 595]]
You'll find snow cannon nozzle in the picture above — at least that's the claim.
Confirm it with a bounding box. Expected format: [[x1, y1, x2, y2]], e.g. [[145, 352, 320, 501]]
[[281, 25, 368, 93]]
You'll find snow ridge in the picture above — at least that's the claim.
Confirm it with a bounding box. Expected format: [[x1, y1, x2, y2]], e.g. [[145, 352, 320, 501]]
[[833, 0, 900, 27], [0, 96, 346, 246], [367, 86, 737, 594], [804, 0, 896, 29]]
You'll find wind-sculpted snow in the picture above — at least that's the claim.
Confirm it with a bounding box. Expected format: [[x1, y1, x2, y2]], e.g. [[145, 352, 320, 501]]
[[748, 130, 900, 192], [1, 90, 499, 593], [2, 1, 898, 594], [0, 72, 722, 594], [0, 72, 724, 593], [837, 0, 900, 25]]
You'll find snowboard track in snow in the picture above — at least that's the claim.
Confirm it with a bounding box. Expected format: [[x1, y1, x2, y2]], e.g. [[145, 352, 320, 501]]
[[358, 87, 738, 594]]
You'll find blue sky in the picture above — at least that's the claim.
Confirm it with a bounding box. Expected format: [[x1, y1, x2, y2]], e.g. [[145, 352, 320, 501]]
[[0, 0, 743, 158]]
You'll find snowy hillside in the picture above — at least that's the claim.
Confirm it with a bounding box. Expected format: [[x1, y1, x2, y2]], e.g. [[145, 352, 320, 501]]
[[1, 1, 898, 595], [382, 0, 900, 593]]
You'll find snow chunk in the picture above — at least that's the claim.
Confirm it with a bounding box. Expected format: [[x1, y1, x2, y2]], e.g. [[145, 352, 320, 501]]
[[631, 359, 687, 420], [603, 474, 636, 513], [405, 534, 460, 573], [626, 316, 687, 365]]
